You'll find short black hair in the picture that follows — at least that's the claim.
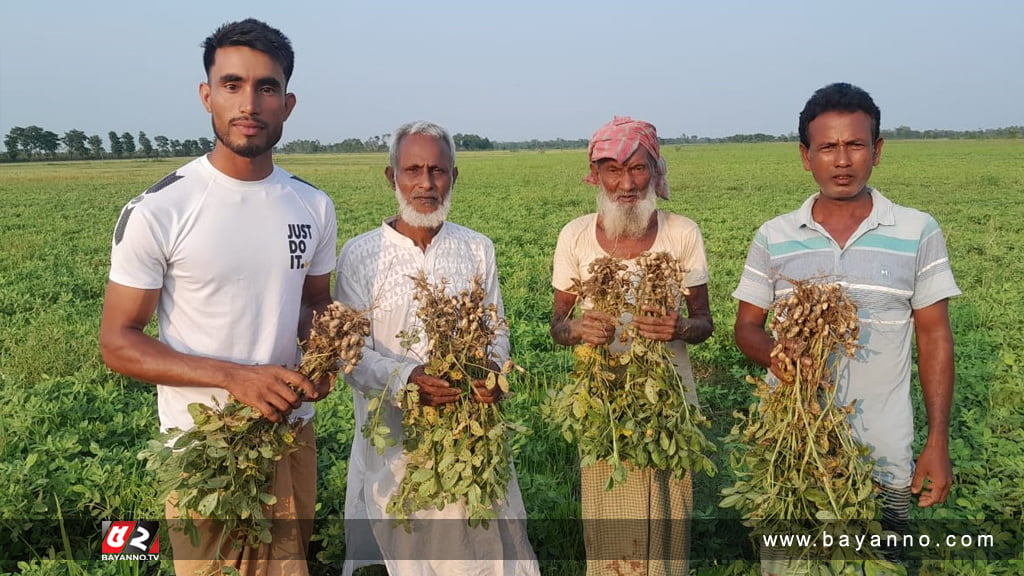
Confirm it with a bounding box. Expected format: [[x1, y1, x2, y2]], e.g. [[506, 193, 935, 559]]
[[798, 83, 881, 147], [202, 18, 294, 85]]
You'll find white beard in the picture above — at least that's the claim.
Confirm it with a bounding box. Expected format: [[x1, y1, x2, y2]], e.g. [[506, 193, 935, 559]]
[[395, 184, 451, 229], [597, 183, 658, 239]]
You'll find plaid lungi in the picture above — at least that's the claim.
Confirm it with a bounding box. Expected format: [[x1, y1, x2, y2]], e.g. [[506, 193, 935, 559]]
[[581, 460, 693, 576]]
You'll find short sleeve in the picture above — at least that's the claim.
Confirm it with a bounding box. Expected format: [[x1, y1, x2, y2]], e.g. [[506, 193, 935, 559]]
[[732, 228, 774, 310], [307, 196, 338, 277], [678, 223, 709, 287], [108, 199, 168, 289], [911, 217, 961, 309], [551, 224, 580, 293]]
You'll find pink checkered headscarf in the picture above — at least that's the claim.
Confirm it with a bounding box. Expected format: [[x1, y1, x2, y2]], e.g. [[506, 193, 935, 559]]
[[584, 116, 670, 199]]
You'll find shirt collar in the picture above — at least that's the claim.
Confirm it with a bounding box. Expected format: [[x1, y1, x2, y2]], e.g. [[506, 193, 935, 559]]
[[798, 187, 896, 230], [380, 216, 448, 248]]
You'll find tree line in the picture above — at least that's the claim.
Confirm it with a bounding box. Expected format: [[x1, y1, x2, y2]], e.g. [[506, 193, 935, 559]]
[[492, 126, 1022, 150], [3, 126, 214, 161], [3, 124, 1020, 163], [277, 132, 495, 154], [2, 126, 495, 162], [278, 126, 1020, 153]]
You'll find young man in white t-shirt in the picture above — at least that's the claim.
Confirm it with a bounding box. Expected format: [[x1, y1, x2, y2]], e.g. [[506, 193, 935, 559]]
[[99, 18, 337, 576]]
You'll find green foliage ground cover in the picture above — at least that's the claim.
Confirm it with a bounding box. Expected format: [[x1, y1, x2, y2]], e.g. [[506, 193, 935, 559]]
[[1, 141, 1021, 574]]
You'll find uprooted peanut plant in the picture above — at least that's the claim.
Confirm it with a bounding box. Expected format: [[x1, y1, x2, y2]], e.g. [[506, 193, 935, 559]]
[[721, 278, 893, 569], [363, 272, 525, 528], [547, 252, 716, 489], [140, 301, 369, 549]]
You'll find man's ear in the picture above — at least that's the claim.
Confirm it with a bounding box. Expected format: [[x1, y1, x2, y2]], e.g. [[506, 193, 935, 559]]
[[588, 162, 599, 181], [451, 166, 459, 187], [199, 82, 212, 113], [283, 92, 296, 122], [799, 143, 811, 172], [385, 166, 396, 189]]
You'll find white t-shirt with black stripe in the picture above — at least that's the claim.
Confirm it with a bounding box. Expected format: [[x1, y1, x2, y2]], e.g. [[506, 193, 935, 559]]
[[109, 155, 337, 432]]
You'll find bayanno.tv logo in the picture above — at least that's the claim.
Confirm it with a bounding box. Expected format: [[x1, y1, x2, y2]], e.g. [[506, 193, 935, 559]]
[[100, 520, 160, 561]]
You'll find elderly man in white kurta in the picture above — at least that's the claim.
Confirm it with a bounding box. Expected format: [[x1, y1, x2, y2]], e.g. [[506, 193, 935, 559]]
[[334, 121, 539, 576]]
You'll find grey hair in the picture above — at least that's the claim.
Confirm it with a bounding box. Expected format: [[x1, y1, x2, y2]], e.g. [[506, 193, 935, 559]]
[[389, 121, 457, 170]]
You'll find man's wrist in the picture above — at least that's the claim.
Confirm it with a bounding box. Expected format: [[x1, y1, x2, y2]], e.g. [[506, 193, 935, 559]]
[[553, 319, 582, 346], [674, 316, 688, 341], [923, 435, 950, 451]]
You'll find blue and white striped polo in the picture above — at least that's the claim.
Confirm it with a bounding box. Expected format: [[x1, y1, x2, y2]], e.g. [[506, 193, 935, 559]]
[[733, 187, 960, 487]]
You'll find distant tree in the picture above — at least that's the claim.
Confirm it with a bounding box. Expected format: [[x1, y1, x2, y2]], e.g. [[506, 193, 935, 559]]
[[198, 137, 214, 153], [38, 129, 61, 157], [8, 125, 60, 158], [121, 132, 136, 157], [338, 138, 364, 153], [181, 139, 200, 156], [453, 133, 493, 151], [4, 127, 22, 160], [279, 139, 325, 154], [137, 131, 153, 158], [154, 135, 169, 156], [88, 134, 105, 158], [108, 131, 123, 158], [169, 139, 183, 156], [17, 125, 46, 158], [889, 125, 919, 140], [62, 129, 89, 159], [363, 135, 386, 152]]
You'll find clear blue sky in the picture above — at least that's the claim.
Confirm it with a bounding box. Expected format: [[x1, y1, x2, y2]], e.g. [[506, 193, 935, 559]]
[[2, 0, 1022, 148]]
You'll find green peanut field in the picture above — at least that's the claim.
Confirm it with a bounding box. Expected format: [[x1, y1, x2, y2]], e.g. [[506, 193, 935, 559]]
[[1, 140, 1021, 575]]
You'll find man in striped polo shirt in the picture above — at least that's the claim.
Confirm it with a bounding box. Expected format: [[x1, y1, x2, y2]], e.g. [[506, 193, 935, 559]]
[[733, 83, 960, 573]]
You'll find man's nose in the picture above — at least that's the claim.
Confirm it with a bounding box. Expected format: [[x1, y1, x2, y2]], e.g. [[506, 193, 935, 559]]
[[416, 170, 435, 190], [835, 146, 852, 167], [239, 87, 259, 115], [617, 171, 634, 191]]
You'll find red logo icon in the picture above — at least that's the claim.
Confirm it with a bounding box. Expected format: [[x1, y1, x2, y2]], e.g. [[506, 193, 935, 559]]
[[101, 520, 160, 556]]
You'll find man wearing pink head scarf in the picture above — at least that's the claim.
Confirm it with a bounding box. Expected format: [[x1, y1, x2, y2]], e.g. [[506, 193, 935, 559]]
[[549, 117, 714, 575]]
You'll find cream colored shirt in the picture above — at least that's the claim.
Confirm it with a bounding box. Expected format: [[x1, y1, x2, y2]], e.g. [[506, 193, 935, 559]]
[[552, 211, 710, 404]]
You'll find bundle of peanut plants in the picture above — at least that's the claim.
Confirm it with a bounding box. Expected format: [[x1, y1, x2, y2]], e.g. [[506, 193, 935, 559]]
[[720, 279, 888, 568], [363, 272, 523, 528], [547, 252, 716, 490], [140, 301, 369, 549]]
